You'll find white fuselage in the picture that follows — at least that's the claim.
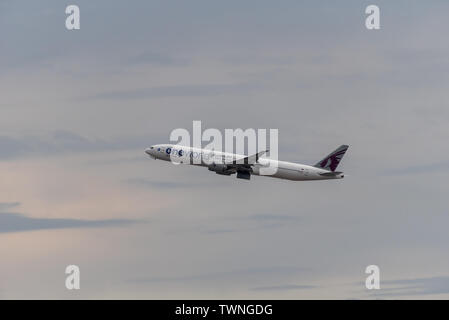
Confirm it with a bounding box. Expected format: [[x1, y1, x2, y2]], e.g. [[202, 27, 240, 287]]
[[145, 144, 344, 181]]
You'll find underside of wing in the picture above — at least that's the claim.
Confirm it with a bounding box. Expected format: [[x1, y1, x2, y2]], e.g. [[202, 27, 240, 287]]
[[208, 150, 268, 180]]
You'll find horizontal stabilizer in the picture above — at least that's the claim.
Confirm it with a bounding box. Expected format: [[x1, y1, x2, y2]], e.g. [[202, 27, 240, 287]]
[[319, 171, 343, 177]]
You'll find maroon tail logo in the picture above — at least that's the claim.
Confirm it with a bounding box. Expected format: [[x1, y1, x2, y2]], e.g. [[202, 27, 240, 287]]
[[315, 145, 348, 172]]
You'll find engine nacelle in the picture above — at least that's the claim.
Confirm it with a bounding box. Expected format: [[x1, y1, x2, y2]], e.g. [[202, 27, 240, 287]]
[[237, 170, 251, 180], [208, 163, 229, 173]]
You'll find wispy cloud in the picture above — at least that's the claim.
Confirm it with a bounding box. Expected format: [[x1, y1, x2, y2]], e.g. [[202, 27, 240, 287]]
[[0, 131, 149, 160], [129, 266, 308, 284], [124, 177, 227, 189], [0, 202, 21, 211], [381, 160, 449, 176], [82, 83, 260, 101], [251, 284, 315, 291], [125, 178, 190, 189], [0, 210, 138, 234], [247, 213, 301, 222], [366, 276, 449, 297], [127, 51, 188, 66], [185, 212, 303, 236]]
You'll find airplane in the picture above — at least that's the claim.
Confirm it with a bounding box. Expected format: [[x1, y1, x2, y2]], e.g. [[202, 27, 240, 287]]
[[145, 144, 348, 181]]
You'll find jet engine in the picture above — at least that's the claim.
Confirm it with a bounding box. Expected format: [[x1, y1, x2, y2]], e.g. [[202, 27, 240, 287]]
[[208, 163, 232, 175]]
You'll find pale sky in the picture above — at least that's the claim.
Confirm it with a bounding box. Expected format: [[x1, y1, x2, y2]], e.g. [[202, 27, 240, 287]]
[[1, 0, 449, 299]]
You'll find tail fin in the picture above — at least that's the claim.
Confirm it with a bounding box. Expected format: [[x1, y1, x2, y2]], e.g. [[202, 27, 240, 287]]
[[314, 145, 348, 172]]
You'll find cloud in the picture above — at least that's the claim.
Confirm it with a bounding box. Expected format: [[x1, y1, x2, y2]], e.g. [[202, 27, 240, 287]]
[[201, 228, 239, 234], [0, 131, 150, 160], [247, 213, 301, 222], [251, 284, 315, 291], [0, 209, 137, 234], [128, 266, 308, 284], [369, 276, 449, 297], [0, 136, 29, 159], [0, 131, 96, 159], [0, 202, 21, 211], [82, 83, 260, 101], [183, 212, 303, 236], [125, 178, 190, 189], [127, 51, 188, 66], [124, 177, 230, 189], [381, 160, 449, 176]]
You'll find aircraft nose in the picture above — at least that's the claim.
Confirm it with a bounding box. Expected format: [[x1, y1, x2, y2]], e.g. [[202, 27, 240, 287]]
[[145, 148, 152, 155]]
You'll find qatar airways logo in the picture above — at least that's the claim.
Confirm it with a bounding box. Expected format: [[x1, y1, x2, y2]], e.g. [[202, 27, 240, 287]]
[[169, 121, 278, 175]]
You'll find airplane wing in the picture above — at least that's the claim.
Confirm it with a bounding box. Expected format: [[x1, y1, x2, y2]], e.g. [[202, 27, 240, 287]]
[[225, 150, 268, 166], [208, 150, 268, 180]]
